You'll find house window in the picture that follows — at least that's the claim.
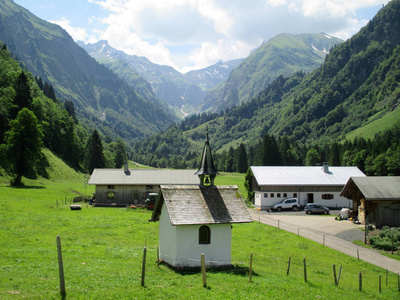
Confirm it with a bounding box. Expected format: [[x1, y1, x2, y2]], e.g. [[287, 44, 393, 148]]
[[264, 193, 268, 198], [293, 193, 298, 198], [283, 193, 287, 198], [199, 226, 211, 244], [270, 193, 274, 198], [322, 194, 334, 200], [277, 193, 281, 198], [107, 192, 115, 199], [146, 185, 153, 189], [108, 185, 115, 189]]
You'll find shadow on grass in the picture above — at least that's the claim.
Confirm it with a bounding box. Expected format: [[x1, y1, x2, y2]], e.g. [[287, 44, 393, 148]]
[[5, 184, 46, 189], [160, 262, 259, 277]]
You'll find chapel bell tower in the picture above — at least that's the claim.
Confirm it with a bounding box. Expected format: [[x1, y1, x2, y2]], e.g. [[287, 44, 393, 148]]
[[195, 128, 219, 187]]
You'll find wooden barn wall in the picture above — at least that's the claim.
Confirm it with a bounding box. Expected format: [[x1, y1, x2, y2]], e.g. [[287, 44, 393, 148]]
[[95, 185, 161, 205], [369, 201, 400, 228]]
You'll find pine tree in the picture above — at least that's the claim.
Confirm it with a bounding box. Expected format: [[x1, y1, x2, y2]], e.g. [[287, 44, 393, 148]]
[[84, 130, 106, 174], [235, 143, 248, 173], [114, 138, 127, 168], [12, 71, 32, 118]]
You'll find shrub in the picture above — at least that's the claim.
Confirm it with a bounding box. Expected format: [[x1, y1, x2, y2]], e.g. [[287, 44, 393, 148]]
[[369, 226, 400, 251]]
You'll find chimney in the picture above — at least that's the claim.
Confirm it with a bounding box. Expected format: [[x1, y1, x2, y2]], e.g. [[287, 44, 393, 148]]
[[124, 163, 130, 175], [322, 162, 329, 173]]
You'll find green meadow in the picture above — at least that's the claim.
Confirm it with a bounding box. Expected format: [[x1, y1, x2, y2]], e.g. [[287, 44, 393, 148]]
[[0, 157, 399, 299]]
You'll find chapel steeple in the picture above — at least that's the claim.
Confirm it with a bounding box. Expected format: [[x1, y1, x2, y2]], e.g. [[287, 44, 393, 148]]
[[195, 127, 219, 187]]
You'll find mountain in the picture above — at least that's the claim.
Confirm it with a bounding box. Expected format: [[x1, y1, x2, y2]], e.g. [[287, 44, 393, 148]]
[[184, 58, 243, 91], [200, 33, 343, 112], [132, 0, 400, 169], [0, 0, 176, 142], [78, 40, 241, 116]]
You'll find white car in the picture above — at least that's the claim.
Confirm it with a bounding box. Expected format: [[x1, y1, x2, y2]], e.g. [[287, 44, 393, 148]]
[[271, 198, 300, 211]]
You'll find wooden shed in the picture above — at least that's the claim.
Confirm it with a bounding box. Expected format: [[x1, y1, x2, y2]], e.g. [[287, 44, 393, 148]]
[[341, 176, 400, 228], [88, 166, 199, 206]]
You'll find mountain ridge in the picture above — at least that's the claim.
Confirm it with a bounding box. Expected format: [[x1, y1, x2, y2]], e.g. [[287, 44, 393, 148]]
[[0, 0, 176, 143], [78, 40, 242, 116], [200, 32, 343, 113]]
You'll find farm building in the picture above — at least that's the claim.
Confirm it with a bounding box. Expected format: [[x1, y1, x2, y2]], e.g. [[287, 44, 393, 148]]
[[340, 176, 400, 228], [150, 131, 252, 269], [88, 165, 199, 206], [251, 164, 366, 210]]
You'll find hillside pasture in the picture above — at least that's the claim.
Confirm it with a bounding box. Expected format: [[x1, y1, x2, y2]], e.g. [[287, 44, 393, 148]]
[[1, 174, 399, 299]]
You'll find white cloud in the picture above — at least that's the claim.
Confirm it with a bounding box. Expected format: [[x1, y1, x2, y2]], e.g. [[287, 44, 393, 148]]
[[55, 0, 390, 72], [49, 17, 90, 42]]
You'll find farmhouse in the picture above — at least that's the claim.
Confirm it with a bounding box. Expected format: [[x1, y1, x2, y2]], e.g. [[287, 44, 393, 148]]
[[340, 176, 400, 228], [251, 164, 366, 210], [150, 131, 252, 269], [88, 165, 199, 206]]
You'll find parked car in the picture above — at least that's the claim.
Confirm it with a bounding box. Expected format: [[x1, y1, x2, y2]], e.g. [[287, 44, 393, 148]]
[[271, 198, 300, 211], [304, 203, 330, 215]]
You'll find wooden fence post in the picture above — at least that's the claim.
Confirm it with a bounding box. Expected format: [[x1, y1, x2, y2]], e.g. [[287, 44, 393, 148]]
[[398, 273, 400, 292], [287, 257, 291, 276], [337, 266, 342, 286], [157, 246, 160, 268], [201, 253, 207, 288], [56, 236, 66, 296], [323, 235, 325, 246], [357, 248, 359, 260], [379, 275, 382, 293], [333, 264, 337, 285], [386, 269, 388, 286], [303, 258, 307, 283], [249, 252, 253, 283], [359, 272, 362, 292], [141, 247, 147, 287]]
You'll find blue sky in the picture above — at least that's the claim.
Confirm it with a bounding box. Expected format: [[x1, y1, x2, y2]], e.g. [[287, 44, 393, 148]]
[[14, 0, 389, 73]]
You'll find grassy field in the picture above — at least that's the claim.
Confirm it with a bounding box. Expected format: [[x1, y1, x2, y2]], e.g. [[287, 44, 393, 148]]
[[0, 157, 399, 299]]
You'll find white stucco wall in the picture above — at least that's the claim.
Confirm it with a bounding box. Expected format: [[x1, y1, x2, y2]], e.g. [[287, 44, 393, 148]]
[[159, 204, 232, 268], [255, 191, 352, 210]]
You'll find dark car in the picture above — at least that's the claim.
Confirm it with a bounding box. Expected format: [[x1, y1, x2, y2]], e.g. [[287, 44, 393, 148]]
[[304, 203, 330, 215]]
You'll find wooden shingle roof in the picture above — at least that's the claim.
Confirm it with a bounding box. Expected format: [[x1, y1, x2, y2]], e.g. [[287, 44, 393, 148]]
[[150, 185, 253, 225]]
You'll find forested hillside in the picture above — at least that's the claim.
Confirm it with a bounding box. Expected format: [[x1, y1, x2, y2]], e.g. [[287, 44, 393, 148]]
[[0, 0, 176, 144], [132, 1, 400, 176], [0, 45, 127, 185]]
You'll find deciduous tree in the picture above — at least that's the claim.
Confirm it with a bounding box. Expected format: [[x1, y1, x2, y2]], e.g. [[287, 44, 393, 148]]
[[3, 108, 43, 186]]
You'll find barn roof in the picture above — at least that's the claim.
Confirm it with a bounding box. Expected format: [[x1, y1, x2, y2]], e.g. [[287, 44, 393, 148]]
[[150, 185, 253, 225], [251, 166, 365, 186], [341, 176, 400, 201], [88, 169, 199, 185]]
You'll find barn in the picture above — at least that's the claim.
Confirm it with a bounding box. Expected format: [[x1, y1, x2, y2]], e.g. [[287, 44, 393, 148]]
[[251, 164, 366, 210], [88, 165, 199, 206], [340, 176, 400, 228], [149, 130, 252, 268]]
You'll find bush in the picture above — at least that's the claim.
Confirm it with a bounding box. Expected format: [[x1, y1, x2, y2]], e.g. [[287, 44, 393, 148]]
[[369, 226, 400, 251]]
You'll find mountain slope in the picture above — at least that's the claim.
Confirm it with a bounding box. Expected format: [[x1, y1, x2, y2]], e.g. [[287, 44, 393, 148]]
[[0, 0, 176, 142], [200, 33, 342, 112], [131, 1, 400, 167], [79, 40, 242, 116]]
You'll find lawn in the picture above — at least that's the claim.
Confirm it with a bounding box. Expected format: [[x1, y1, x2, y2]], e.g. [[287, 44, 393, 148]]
[[0, 165, 399, 299]]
